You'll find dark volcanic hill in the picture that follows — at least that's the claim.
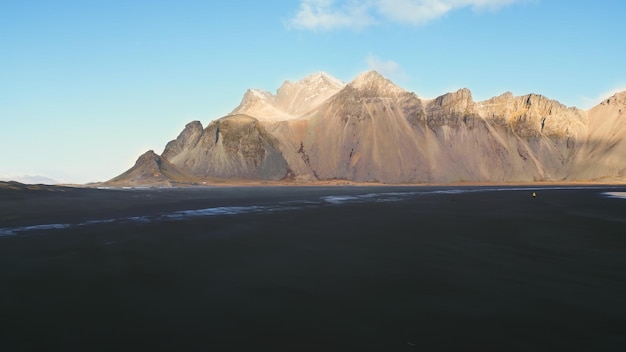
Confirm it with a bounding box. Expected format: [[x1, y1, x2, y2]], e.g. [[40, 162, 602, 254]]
[[106, 150, 195, 187], [161, 115, 290, 180], [106, 71, 626, 185]]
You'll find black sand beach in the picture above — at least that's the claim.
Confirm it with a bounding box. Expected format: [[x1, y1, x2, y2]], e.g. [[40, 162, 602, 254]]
[[1, 185, 626, 351]]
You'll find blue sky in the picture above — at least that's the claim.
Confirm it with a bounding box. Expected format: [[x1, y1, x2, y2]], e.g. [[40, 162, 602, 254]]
[[1, 0, 625, 183]]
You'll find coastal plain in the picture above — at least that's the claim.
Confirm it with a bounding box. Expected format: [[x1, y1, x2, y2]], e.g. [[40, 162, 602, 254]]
[[1, 184, 626, 351]]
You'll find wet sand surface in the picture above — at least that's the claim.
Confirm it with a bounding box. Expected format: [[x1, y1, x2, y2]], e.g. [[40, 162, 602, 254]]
[[1, 185, 626, 351]]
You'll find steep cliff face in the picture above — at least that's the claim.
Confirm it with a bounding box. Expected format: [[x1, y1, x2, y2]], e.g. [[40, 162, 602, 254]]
[[164, 115, 290, 180], [571, 92, 626, 180], [474, 92, 589, 181], [420, 89, 513, 182], [162, 120, 204, 161], [478, 92, 588, 138], [426, 88, 477, 128], [288, 71, 432, 183]]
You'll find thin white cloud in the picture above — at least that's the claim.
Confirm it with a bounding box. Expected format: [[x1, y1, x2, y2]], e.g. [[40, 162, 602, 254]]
[[366, 54, 401, 77], [374, 0, 453, 25], [580, 86, 626, 109], [286, 0, 375, 31], [287, 0, 522, 30]]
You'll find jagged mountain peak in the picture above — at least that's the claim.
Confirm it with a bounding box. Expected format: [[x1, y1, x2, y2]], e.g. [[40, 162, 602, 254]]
[[277, 71, 345, 93], [433, 88, 473, 104], [181, 120, 204, 133], [248, 88, 274, 100], [233, 72, 345, 121], [350, 70, 384, 85], [299, 71, 345, 88], [523, 92, 557, 105], [236, 89, 276, 110], [106, 150, 193, 187], [479, 91, 577, 111], [347, 70, 405, 97], [162, 121, 204, 161], [231, 88, 291, 122], [601, 90, 626, 106], [137, 149, 159, 162], [232, 89, 274, 114], [427, 88, 475, 118]]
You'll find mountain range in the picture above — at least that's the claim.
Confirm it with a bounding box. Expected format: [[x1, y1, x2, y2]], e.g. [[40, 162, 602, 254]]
[[106, 71, 626, 186], [0, 175, 61, 185]]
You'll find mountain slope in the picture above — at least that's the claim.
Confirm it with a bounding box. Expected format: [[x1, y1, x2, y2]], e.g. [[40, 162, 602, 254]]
[[571, 92, 626, 180], [162, 115, 290, 180]]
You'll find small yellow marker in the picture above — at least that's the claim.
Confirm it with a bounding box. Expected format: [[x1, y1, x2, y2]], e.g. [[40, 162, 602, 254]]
[[532, 192, 537, 199]]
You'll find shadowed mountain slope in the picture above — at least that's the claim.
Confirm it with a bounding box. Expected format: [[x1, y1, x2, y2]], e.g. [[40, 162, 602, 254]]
[[571, 92, 626, 180], [106, 150, 194, 187], [161, 115, 290, 180]]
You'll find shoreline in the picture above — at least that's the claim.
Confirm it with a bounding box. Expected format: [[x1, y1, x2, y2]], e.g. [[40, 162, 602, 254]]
[[3, 179, 626, 192], [2, 183, 625, 232], [87, 179, 626, 189]]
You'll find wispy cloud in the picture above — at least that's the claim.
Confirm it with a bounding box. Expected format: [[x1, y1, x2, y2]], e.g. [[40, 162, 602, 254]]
[[580, 86, 626, 109], [286, 0, 375, 31], [366, 54, 402, 78], [287, 0, 522, 30]]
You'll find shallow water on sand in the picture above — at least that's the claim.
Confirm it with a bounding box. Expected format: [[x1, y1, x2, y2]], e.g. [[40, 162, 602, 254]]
[[605, 191, 626, 199], [1, 185, 620, 237]]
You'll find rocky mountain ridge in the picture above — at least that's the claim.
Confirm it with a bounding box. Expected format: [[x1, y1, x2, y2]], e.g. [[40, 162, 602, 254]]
[[107, 71, 626, 186], [161, 115, 289, 181], [231, 72, 345, 121]]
